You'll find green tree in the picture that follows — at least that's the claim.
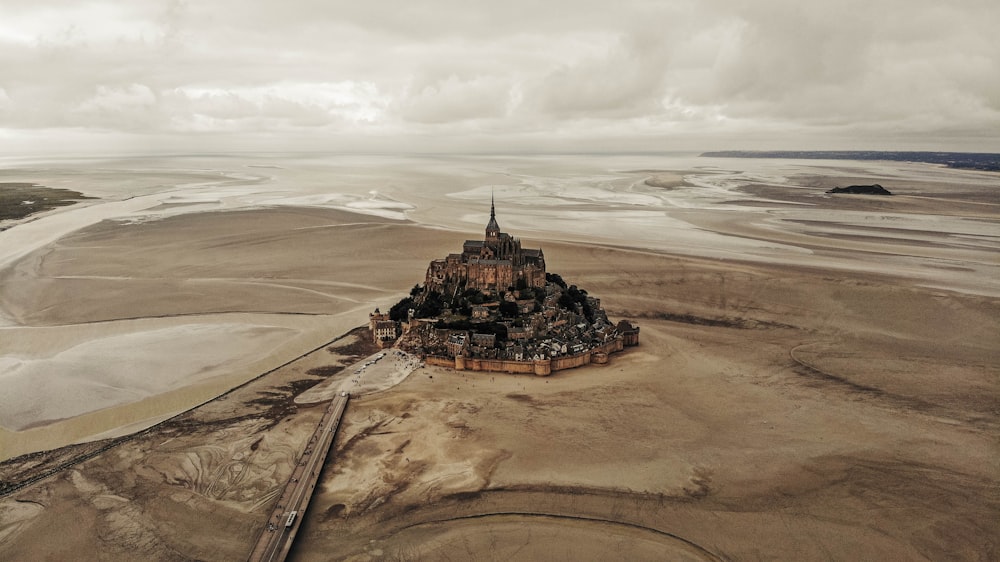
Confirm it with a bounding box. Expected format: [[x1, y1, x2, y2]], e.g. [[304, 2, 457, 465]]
[[558, 292, 576, 310], [499, 300, 519, 318], [546, 272, 567, 289], [389, 297, 415, 321], [415, 291, 445, 318]]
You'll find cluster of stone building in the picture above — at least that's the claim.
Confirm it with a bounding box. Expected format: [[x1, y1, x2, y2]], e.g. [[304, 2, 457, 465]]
[[439, 287, 636, 360], [402, 304, 639, 376], [369, 197, 639, 375], [369, 309, 399, 347]]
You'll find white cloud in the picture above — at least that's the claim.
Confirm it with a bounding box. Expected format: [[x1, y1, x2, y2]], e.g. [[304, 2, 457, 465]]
[[0, 2, 167, 46], [76, 84, 156, 113], [0, 0, 996, 152], [149, 82, 392, 135], [399, 75, 515, 123], [62, 84, 158, 131]]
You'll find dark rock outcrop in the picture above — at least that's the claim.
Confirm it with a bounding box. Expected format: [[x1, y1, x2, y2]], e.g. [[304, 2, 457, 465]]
[[826, 184, 893, 195]]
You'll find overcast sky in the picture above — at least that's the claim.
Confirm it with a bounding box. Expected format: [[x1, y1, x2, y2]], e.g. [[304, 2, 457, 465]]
[[1, 0, 997, 154]]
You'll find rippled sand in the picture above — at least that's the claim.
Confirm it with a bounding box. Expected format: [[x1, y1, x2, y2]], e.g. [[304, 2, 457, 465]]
[[0, 154, 997, 560]]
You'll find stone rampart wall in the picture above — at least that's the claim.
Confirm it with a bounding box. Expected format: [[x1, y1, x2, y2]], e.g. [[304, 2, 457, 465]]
[[551, 352, 591, 371], [592, 338, 624, 355], [420, 335, 629, 377], [425, 356, 455, 368], [464, 357, 539, 374]]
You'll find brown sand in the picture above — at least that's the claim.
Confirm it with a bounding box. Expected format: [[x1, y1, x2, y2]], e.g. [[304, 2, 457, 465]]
[[0, 208, 457, 460], [0, 187, 998, 560]]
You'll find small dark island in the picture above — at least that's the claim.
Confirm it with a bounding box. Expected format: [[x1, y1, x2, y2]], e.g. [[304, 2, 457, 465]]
[[826, 184, 893, 195]]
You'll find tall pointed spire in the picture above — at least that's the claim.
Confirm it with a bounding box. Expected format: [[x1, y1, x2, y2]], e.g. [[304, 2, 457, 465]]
[[485, 187, 500, 241]]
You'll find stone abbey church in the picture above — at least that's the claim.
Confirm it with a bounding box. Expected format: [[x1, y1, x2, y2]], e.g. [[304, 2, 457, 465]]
[[425, 197, 547, 294]]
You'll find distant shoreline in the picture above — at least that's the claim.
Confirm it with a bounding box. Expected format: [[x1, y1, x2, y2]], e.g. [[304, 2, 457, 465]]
[[700, 150, 1000, 172]]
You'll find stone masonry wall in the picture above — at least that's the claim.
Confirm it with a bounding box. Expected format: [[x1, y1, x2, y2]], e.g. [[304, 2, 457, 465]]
[[421, 336, 628, 377]]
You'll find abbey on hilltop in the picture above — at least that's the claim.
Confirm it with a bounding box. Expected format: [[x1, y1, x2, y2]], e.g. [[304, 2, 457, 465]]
[[372, 196, 639, 376], [424, 195, 547, 295]]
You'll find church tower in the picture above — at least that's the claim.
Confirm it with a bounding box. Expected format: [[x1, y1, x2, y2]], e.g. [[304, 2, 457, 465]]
[[485, 192, 500, 243]]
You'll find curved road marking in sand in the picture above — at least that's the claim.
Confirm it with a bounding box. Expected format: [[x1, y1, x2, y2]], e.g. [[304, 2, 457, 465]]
[[41, 276, 395, 304], [788, 343, 963, 427], [392, 511, 725, 561]]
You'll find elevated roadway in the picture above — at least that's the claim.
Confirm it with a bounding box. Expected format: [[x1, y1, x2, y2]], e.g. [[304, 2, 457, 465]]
[[247, 393, 349, 562]]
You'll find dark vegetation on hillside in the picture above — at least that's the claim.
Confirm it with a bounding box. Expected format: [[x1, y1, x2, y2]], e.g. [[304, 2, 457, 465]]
[[0, 183, 94, 224], [390, 272, 597, 345]]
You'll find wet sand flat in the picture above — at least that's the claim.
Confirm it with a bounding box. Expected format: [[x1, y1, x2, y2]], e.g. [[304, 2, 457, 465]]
[[0, 157, 997, 560], [0, 208, 459, 460]]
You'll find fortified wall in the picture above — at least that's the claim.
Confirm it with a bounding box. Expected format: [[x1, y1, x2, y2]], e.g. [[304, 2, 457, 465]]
[[426, 336, 630, 376]]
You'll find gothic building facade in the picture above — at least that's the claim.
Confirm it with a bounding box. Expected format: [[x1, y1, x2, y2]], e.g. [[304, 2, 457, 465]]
[[425, 197, 546, 294]]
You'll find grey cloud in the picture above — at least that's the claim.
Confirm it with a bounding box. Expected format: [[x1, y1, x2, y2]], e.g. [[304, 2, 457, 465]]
[[72, 84, 159, 129], [0, 0, 997, 152], [528, 35, 666, 119], [399, 76, 514, 124], [687, 0, 1000, 127]]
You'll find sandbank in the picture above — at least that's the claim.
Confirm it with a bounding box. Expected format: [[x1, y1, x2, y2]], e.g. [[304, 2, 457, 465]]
[[0, 207, 456, 460], [0, 155, 996, 560]]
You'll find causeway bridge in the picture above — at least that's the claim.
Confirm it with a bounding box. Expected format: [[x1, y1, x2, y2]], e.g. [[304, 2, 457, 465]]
[[247, 393, 350, 562]]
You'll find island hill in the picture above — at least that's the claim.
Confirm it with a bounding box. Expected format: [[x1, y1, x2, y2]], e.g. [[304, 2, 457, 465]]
[[369, 197, 639, 376]]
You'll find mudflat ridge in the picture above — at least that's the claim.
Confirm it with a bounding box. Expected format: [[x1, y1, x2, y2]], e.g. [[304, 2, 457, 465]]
[[0, 158, 997, 560]]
